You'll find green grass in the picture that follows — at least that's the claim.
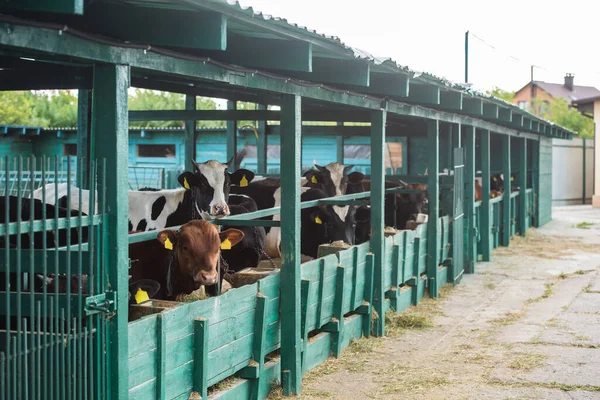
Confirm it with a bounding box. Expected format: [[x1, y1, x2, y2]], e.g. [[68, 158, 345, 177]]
[[576, 222, 594, 229]]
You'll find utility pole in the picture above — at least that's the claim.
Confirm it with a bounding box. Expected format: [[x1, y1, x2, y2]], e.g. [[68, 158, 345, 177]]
[[530, 65, 534, 100], [465, 31, 469, 83]]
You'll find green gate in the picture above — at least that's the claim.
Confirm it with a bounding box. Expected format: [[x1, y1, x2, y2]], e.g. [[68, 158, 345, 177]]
[[1, 156, 110, 400], [451, 148, 465, 284]]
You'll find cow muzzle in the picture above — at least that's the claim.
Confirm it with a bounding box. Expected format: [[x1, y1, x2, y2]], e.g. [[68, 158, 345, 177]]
[[195, 271, 218, 286], [211, 204, 230, 218]]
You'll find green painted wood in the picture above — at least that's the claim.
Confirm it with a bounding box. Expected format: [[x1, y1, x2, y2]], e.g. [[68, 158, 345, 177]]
[[412, 237, 421, 306], [463, 97, 483, 116], [538, 137, 553, 226], [511, 113, 523, 129], [91, 63, 129, 400], [440, 90, 463, 111], [390, 244, 401, 310], [226, 100, 238, 170], [480, 129, 491, 261], [224, 37, 312, 72], [156, 314, 167, 400], [279, 94, 302, 396], [501, 135, 511, 246], [129, 109, 280, 122], [309, 57, 370, 87], [257, 104, 267, 174], [76, 89, 90, 188], [402, 231, 416, 283], [368, 72, 409, 98], [516, 139, 528, 236], [362, 253, 375, 337], [336, 133, 344, 165], [426, 119, 440, 298], [300, 280, 311, 376], [498, 108, 512, 123], [337, 314, 364, 353], [370, 109, 387, 336], [184, 95, 197, 171], [241, 294, 267, 399], [532, 139, 540, 227], [1, 0, 83, 14], [302, 332, 331, 373], [0, 250, 90, 274], [408, 83, 440, 105], [483, 103, 499, 119], [326, 266, 346, 357], [464, 125, 476, 273], [438, 266, 448, 287], [87, 2, 226, 50]]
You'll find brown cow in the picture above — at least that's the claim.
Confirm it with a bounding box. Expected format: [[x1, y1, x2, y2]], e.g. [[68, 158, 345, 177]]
[[475, 180, 482, 201], [129, 220, 244, 300]]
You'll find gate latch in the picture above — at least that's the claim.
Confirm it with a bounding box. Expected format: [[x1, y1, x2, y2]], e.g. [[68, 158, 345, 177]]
[[85, 291, 117, 315]]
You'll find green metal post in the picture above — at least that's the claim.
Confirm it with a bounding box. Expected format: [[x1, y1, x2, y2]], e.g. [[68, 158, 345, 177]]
[[519, 138, 527, 235], [480, 129, 491, 261], [582, 138, 587, 204], [184, 95, 197, 171], [91, 64, 130, 400], [464, 125, 475, 273], [532, 139, 540, 227], [450, 123, 461, 169], [370, 109, 386, 336], [257, 104, 267, 174], [426, 119, 440, 298], [76, 89, 91, 189], [336, 122, 344, 165], [465, 31, 469, 83], [226, 100, 237, 169], [279, 94, 302, 396], [501, 134, 511, 246]]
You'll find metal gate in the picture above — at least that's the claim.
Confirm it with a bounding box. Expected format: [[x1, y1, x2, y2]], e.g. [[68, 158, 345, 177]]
[[451, 148, 465, 284], [0, 156, 110, 400]]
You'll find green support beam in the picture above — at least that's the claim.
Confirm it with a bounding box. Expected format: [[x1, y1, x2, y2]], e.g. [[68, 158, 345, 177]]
[[483, 103, 499, 119], [226, 101, 238, 169], [518, 138, 527, 235], [0, 66, 92, 90], [91, 63, 130, 400], [463, 97, 483, 116], [185, 95, 197, 171], [336, 123, 344, 164], [370, 109, 387, 336], [480, 129, 492, 261], [440, 90, 463, 111], [257, 104, 267, 174], [220, 37, 312, 72], [129, 109, 280, 121], [306, 57, 370, 87], [501, 134, 511, 246], [279, 94, 302, 396], [426, 119, 440, 297], [532, 139, 540, 227], [368, 72, 409, 98], [0, 0, 83, 14], [267, 124, 371, 137], [523, 118, 532, 130], [464, 125, 476, 272], [86, 2, 227, 50], [407, 83, 440, 105], [498, 107, 512, 123], [76, 89, 91, 189], [511, 113, 523, 129]]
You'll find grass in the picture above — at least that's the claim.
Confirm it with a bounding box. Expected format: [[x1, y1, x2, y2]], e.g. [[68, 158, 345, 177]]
[[485, 283, 497, 290], [489, 311, 524, 327], [576, 221, 595, 229], [558, 272, 568, 280], [576, 269, 586, 275], [583, 284, 592, 293], [370, 364, 450, 396], [507, 352, 547, 371], [488, 380, 600, 392]]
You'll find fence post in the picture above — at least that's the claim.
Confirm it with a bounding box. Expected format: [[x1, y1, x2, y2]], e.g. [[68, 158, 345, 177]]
[[501, 135, 511, 247], [257, 104, 267, 174], [184, 95, 197, 172], [464, 125, 475, 273], [519, 138, 527, 235], [77, 89, 91, 189], [91, 63, 130, 400], [480, 130, 491, 261], [427, 119, 440, 298], [370, 108, 386, 336], [279, 94, 302, 396], [227, 100, 238, 169], [336, 127, 344, 165]]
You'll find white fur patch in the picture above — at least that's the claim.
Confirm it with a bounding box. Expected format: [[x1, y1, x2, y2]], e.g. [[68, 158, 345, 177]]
[[33, 183, 97, 214], [128, 188, 187, 231], [325, 162, 346, 196], [264, 186, 310, 258], [332, 205, 350, 222], [196, 160, 228, 212]]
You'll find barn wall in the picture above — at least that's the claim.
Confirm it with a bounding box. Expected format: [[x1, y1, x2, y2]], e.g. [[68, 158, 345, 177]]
[[538, 137, 553, 226], [408, 137, 428, 175]]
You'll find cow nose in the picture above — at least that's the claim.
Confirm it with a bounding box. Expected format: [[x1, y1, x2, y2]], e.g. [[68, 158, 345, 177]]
[[197, 272, 218, 286], [211, 204, 230, 217]]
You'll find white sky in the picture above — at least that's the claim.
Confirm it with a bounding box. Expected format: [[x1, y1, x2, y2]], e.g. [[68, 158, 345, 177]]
[[236, 0, 600, 93]]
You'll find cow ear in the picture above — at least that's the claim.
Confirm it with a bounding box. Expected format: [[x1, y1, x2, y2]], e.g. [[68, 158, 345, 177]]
[[219, 228, 245, 248], [343, 164, 355, 173], [177, 172, 198, 190], [310, 210, 327, 225], [347, 171, 364, 184], [314, 164, 327, 173], [156, 230, 177, 250], [229, 169, 255, 187], [304, 170, 321, 185]]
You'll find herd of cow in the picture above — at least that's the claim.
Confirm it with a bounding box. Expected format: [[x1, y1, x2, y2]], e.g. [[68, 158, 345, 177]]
[[1, 159, 434, 314]]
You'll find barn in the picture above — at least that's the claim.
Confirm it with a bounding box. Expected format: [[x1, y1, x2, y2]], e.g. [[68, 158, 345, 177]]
[[0, 1, 575, 399]]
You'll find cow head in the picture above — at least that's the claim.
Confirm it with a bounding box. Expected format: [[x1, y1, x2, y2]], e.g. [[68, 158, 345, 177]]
[[309, 204, 358, 246], [491, 174, 504, 192], [177, 159, 255, 218], [156, 220, 244, 292], [304, 162, 356, 197]]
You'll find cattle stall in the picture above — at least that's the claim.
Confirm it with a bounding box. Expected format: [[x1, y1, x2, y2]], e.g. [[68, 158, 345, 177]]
[[0, 1, 575, 399]]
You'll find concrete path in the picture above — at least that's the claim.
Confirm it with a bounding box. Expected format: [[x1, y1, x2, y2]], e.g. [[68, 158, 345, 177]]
[[278, 206, 600, 399]]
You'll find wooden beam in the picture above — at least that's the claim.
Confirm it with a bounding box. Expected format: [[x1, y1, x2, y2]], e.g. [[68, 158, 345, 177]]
[[523, 118, 532, 130], [129, 109, 280, 121], [223, 37, 312, 73], [427, 119, 440, 298], [257, 105, 267, 174], [511, 113, 523, 128], [483, 103, 499, 119], [518, 137, 527, 235], [368, 72, 409, 97], [310, 57, 370, 87], [480, 129, 491, 261], [0, 66, 92, 90], [464, 125, 476, 273], [501, 135, 511, 247], [463, 97, 483, 116], [86, 2, 227, 50], [226, 100, 237, 169], [440, 90, 463, 111], [498, 107, 512, 122], [185, 95, 197, 171], [0, 0, 82, 14], [407, 83, 440, 105]]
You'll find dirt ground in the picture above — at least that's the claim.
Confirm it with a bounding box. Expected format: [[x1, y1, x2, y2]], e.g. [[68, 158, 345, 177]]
[[272, 206, 600, 400]]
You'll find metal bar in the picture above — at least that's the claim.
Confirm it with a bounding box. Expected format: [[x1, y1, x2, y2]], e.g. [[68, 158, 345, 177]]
[[92, 64, 130, 400], [77, 89, 91, 189], [156, 314, 167, 400], [279, 94, 302, 396], [336, 124, 344, 164], [257, 104, 267, 174], [519, 138, 527, 235], [370, 109, 386, 336], [480, 130, 491, 261], [15, 158, 22, 400], [184, 95, 197, 172], [464, 126, 475, 273], [0, 215, 101, 236], [502, 135, 511, 246], [129, 109, 280, 121], [427, 120, 440, 298], [226, 101, 238, 169]]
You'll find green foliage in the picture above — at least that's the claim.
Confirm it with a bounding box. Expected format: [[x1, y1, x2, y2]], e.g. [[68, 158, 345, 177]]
[[487, 87, 515, 102], [32, 90, 78, 127], [533, 97, 594, 138], [0, 91, 37, 125]]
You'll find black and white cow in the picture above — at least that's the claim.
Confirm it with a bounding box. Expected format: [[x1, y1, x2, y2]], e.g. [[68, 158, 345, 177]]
[[303, 162, 360, 197]]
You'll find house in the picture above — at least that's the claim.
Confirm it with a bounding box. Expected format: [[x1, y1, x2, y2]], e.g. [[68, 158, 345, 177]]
[[513, 74, 600, 113]]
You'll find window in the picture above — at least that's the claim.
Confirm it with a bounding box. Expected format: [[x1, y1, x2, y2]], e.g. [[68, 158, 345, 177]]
[[518, 101, 529, 110], [137, 144, 176, 158], [63, 144, 77, 156]]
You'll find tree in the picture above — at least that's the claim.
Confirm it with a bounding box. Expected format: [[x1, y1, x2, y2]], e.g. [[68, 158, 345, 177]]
[[0, 91, 37, 125], [486, 87, 515, 102], [32, 90, 78, 127], [534, 97, 594, 138]]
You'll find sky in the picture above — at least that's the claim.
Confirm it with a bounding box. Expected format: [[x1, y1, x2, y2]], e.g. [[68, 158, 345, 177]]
[[236, 0, 600, 93]]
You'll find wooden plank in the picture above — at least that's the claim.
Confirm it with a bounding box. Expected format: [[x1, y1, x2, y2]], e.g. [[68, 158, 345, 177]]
[[518, 138, 527, 235], [322, 266, 346, 357], [300, 279, 311, 376], [193, 318, 209, 399], [128, 348, 157, 390], [156, 314, 167, 400], [464, 125, 476, 273], [426, 120, 440, 298], [303, 333, 332, 373], [412, 237, 421, 306], [361, 254, 375, 337], [480, 129, 492, 261]]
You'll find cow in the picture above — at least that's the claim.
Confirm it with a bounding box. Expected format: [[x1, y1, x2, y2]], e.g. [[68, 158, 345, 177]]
[[303, 162, 361, 197], [128, 220, 244, 300], [475, 179, 482, 201], [490, 173, 519, 194]]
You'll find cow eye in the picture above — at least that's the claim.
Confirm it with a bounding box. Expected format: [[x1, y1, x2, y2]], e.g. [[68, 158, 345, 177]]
[[181, 246, 188, 252]]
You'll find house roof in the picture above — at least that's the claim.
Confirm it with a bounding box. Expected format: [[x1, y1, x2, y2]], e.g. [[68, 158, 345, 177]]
[[532, 81, 600, 102]]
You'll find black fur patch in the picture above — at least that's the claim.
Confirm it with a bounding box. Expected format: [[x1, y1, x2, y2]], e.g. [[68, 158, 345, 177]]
[[136, 219, 147, 232], [128, 221, 133, 232], [151, 196, 166, 221]]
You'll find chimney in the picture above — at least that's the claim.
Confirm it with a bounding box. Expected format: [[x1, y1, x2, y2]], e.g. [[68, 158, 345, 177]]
[[564, 73, 574, 91]]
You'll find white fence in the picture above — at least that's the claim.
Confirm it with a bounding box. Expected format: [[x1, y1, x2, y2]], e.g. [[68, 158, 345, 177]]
[[552, 137, 594, 206]]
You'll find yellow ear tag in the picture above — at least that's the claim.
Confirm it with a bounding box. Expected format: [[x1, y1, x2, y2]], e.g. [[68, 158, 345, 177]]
[[240, 175, 249, 187], [314, 216, 323, 225], [221, 238, 232, 250], [493, 177, 497, 181], [164, 237, 173, 250], [311, 176, 318, 184], [135, 288, 150, 304], [510, 176, 514, 181], [183, 177, 190, 190]]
